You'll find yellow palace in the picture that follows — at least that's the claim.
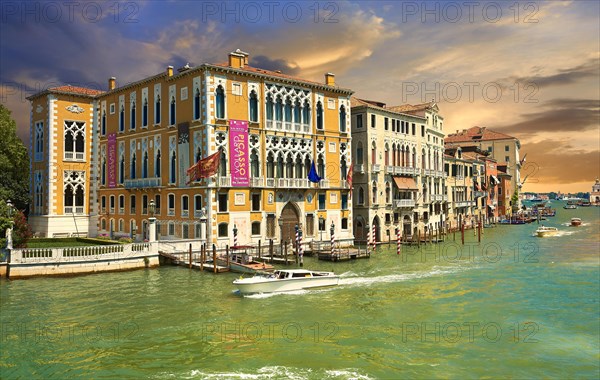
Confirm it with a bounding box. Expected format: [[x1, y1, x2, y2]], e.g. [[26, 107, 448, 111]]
[[27, 50, 355, 246]]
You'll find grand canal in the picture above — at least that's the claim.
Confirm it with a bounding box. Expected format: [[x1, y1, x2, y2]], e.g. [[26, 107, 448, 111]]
[[1, 202, 598, 379]]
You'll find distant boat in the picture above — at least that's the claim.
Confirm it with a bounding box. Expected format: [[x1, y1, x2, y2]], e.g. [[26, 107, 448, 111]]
[[217, 246, 275, 274], [535, 226, 559, 237], [233, 269, 339, 294], [563, 204, 577, 209], [578, 201, 591, 207], [570, 218, 582, 227]]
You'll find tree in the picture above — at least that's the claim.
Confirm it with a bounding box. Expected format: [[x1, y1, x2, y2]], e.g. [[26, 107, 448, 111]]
[[0, 103, 30, 211], [510, 188, 520, 213]]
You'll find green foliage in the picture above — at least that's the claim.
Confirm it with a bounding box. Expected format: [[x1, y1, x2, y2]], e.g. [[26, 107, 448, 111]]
[[510, 188, 520, 213], [12, 210, 32, 248], [118, 237, 134, 244], [0, 104, 30, 211]]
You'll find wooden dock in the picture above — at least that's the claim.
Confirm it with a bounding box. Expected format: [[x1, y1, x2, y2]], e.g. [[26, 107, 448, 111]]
[[159, 249, 230, 273], [317, 247, 370, 261]]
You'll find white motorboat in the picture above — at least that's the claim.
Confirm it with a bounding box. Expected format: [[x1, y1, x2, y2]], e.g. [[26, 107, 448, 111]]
[[535, 226, 559, 237], [233, 269, 339, 294], [570, 218, 582, 227]]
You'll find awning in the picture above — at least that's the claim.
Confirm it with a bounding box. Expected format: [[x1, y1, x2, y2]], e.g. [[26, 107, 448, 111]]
[[490, 175, 500, 185], [393, 176, 418, 190], [487, 204, 496, 210]]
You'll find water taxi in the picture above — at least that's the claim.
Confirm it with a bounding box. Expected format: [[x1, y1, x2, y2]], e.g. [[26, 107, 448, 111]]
[[570, 218, 582, 227], [233, 269, 339, 294], [535, 226, 559, 237]]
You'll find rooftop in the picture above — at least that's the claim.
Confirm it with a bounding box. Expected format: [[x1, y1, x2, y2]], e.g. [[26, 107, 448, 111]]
[[445, 126, 516, 143]]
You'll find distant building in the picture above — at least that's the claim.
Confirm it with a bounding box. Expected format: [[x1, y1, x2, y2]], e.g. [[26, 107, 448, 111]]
[[445, 126, 521, 209], [591, 179, 600, 205], [497, 165, 512, 216], [350, 98, 446, 241]]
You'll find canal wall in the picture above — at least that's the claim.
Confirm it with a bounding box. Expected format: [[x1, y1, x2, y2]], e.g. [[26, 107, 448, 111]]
[[6, 242, 159, 279]]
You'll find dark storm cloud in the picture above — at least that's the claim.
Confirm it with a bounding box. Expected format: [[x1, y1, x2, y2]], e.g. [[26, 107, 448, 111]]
[[251, 56, 300, 76], [499, 58, 600, 89]]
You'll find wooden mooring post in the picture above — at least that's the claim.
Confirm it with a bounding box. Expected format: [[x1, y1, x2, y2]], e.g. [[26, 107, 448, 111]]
[[258, 240, 262, 259], [226, 245, 230, 268], [189, 243, 192, 269], [284, 240, 289, 265], [461, 223, 465, 245], [212, 244, 217, 273], [269, 239, 274, 263]]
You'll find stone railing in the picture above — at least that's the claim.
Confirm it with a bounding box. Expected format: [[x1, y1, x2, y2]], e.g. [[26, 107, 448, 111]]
[[394, 199, 416, 208], [124, 177, 161, 189], [10, 242, 157, 264]]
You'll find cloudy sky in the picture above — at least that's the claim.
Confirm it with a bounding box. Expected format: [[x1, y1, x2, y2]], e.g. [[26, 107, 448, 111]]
[[1, 0, 598, 193]]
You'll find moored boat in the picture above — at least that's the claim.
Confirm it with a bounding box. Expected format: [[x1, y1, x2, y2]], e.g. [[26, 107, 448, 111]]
[[535, 226, 559, 237], [570, 218, 582, 227], [233, 269, 339, 294], [563, 204, 577, 209], [217, 248, 274, 274]]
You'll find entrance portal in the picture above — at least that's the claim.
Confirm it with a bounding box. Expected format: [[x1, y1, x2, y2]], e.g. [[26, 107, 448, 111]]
[[280, 202, 300, 243]]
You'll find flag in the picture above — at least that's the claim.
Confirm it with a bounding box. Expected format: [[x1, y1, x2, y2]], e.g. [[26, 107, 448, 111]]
[[187, 150, 221, 184], [347, 162, 353, 198], [308, 160, 322, 183], [519, 153, 527, 166]]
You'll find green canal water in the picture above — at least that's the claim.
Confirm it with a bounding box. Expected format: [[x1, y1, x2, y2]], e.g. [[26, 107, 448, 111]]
[[1, 202, 599, 379]]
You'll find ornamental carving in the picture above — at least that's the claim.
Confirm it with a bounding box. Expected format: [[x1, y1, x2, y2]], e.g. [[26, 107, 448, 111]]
[[66, 104, 85, 114]]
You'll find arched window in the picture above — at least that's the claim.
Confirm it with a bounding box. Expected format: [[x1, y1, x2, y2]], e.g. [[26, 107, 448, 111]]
[[142, 98, 148, 127], [170, 151, 176, 183], [251, 149, 260, 177], [358, 187, 365, 204], [119, 156, 125, 184], [119, 105, 124, 131], [216, 85, 225, 119], [219, 149, 227, 176], [275, 96, 283, 121], [194, 88, 201, 120], [75, 131, 84, 157], [294, 99, 301, 124], [384, 144, 389, 166], [371, 142, 377, 165], [155, 95, 161, 124], [249, 91, 258, 122], [131, 153, 136, 179], [304, 156, 311, 177], [266, 152, 274, 178], [392, 144, 396, 166], [317, 154, 325, 178], [316, 101, 323, 130], [356, 141, 364, 165], [339, 105, 346, 132], [284, 97, 292, 123], [195, 147, 202, 163], [276, 154, 284, 178], [101, 110, 106, 135], [142, 151, 148, 178], [170, 96, 176, 125], [295, 156, 303, 179], [75, 185, 84, 208], [302, 100, 310, 125], [218, 222, 228, 237], [130, 101, 136, 129], [155, 150, 161, 177], [64, 185, 74, 208], [65, 132, 74, 154], [101, 158, 106, 185], [266, 95, 273, 121], [341, 158, 347, 180], [412, 148, 416, 168], [285, 155, 293, 178]]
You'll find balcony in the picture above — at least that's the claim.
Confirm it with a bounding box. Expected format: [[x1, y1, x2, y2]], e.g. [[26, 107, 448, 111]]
[[285, 122, 292, 131], [394, 166, 419, 176], [385, 165, 395, 174], [474, 191, 487, 198], [250, 177, 265, 187], [277, 178, 310, 188], [64, 206, 85, 215], [318, 179, 330, 188], [423, 169, 435, 176], [218, 176, 231, 187], [294, 123, 301, 132], [354, 164, 364, 173], [341, 180, 350, 189], [266, 120, 273, 129], [394, 199, 416, 208], [431, 194, 446, 202], [371, 164, 381, 173], [124, 177, 161, 189], [454, 200, 475, 208], [266, 178, 276, 188]]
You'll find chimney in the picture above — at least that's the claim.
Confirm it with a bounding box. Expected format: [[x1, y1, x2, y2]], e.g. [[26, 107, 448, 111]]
[[325, 72, 335, 86], [108, 77, 116, 91], [228, 49, 247, 69], [167, 66, 173, 77]]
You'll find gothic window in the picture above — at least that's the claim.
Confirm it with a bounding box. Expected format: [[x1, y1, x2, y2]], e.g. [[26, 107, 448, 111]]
[[155, 150, 161, 177], [170, 151, 176, 183], [356, 141, 364, 165], [267, 152, 274, 178], [119, 105, 125, 132], [317, 154, 325, 178], [266, 95, 274, 121], [170, 96, 176, 125], [63, 171, 85, 214], [216, 85, 225, 119], [219, 149, 227, 176], [131, 152, 136, 179], [341, 158, 347, 180], [34, 121, 44, 161], [275, 96, 283, 121], [142, 98, 148, 127], [130, 100, 136, 129], [155, 95, 161, 124], [302, 99, 310, 125], [119, 155, 125, 184], [339, 105, 346, 132], [358, 187, 365, 205], [294, 99, 301, 124], [101, 110, 106, 135], [249, 90, 258, 122], [142, 151, 148, 178], [194, 88, 201, 120], [64, 121, 85, 160], [251, 149, 260, 177], [316, 101, 323, 130]]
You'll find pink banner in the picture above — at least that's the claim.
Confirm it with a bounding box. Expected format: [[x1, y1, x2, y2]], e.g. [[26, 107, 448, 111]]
[[229, 119, 249, 187], [107, 133, 117, 188]]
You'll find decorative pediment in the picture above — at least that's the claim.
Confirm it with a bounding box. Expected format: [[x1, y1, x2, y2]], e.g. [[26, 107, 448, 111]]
[[66, 104, 85, 114]]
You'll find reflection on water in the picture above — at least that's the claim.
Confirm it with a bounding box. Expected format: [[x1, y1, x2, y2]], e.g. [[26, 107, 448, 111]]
[[1, 203, 598, 379]]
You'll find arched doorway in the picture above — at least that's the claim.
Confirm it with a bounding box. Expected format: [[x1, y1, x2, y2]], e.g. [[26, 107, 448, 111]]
[[403, 215, 412, 236], [354, 217, 365, 242], [372, 216, 381, 242], [280, 202, 300, 243]]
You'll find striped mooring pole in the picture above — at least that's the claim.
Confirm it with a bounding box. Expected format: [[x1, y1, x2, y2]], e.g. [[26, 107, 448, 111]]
[[372, 224, 377, 252], [396, 225, 401, 255], [233, 224, 238, 250], [366, 224, 370, 256], [295, 224, 299, 256], [330, 222, 335, 256]]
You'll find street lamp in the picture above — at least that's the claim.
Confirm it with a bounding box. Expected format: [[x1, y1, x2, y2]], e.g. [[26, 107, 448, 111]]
[[149, 200, 156, 217]]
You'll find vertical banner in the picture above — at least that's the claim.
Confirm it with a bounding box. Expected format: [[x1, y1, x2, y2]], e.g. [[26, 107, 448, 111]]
[[107, 133, 117, 188], [177, 122, 190, 187], [229, 119, 249, 187]]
